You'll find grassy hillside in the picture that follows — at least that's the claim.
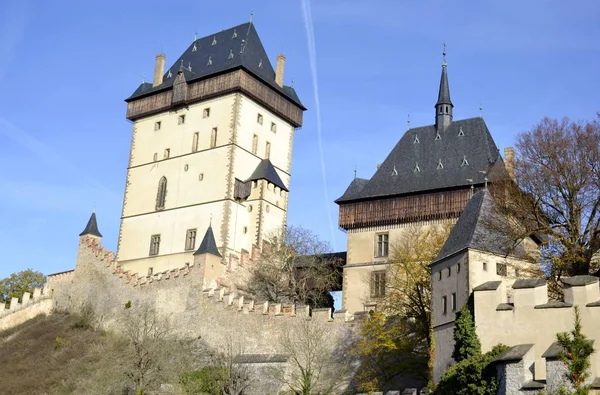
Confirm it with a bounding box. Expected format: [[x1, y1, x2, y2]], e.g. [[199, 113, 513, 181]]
[[0, 311, 207, 395], [0, 313, 118, 394]]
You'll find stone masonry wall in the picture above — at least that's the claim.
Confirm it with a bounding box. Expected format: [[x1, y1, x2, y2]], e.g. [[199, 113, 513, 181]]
[[47, 235, 362, 393], [0, 286, 53, 331]]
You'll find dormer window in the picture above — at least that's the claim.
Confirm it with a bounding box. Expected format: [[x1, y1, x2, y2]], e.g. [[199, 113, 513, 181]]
[[232, 29, 238, 39], [461, 155, 469, 166], [392, 166, 398, 176], [413, 135, 420, 144], [192, 43, 197, 52], [437, 159, 443, 169], [207, 56, 212, 66], [414, 163, 420, 172], [228, 49, 234, 60], [458, 126, 465, 137], [435, 132, 441, 140], [212, 36, 217, 45]]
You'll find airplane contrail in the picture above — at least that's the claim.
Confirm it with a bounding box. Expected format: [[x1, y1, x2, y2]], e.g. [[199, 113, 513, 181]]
[[301, 0, 337, 250]]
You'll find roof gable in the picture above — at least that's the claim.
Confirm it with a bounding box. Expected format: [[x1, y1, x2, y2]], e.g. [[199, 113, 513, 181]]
[[337, 117, 501, 202], [126, 23, 302, 107], [432, 190, 529, 264], [246, 159, 288, 191]]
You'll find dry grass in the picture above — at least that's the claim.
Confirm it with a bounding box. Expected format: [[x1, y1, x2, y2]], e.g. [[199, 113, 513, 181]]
[[0, 313, 119, 395]]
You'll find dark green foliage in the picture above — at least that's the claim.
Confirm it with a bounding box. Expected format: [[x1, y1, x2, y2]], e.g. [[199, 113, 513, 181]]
[[125, 301, 132, 309], [179, 367, 228, 394], [434, 344, 508, 395], [0, 269, 46, 304], [556, 306, 595, 394], [452, 304, 481, 362]]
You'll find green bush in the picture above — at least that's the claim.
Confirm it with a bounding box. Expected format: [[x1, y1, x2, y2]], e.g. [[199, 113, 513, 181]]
[[124, 301, 132, 309], [70, 302, 96, 329], [434, 344, 508, 395], [179, 367, 228, 394], [53, 336, 71, 350]]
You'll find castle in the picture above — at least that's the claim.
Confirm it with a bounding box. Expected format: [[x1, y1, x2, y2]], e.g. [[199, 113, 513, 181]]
[[1, 21, 600, 395]]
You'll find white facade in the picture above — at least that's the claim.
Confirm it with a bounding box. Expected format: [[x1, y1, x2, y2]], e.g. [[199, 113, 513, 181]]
[[117, 92, 295, 277]]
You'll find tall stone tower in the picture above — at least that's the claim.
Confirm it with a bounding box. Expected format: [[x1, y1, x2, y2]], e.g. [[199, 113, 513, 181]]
[[117, 23, 305, 283]]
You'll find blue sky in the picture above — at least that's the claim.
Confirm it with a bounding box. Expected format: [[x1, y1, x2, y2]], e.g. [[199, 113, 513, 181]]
[[1, 0, 599, 279]]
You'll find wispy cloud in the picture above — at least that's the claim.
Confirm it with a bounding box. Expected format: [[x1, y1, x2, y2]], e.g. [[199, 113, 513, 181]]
[[0, 2, 31, 83], [0, 117, 121, 204], [301, 0, 337, 250]]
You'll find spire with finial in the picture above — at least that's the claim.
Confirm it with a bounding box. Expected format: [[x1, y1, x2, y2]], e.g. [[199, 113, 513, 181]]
[[407, 114, 411, 130], [354, 166, 357, 180], [479, 102, 483, 118], [80, 212, 102, 238], [435, 43, 453, 132]]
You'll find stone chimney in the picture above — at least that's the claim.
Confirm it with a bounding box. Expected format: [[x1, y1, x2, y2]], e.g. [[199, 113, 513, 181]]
[[153, 53, 166, 87], [275, 53, 286, 87], [504, 147, 515, 180]]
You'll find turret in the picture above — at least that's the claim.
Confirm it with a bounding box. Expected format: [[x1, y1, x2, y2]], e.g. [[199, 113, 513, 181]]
[[435, 45, 453, 132], [193, 225, 223, 289], [79, 212, 102, 239]]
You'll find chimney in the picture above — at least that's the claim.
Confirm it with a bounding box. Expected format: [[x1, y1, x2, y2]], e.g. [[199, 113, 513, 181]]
[[504, 147, 515, 180], [275, 53, 286, 87], [153, 53, 166, 87]]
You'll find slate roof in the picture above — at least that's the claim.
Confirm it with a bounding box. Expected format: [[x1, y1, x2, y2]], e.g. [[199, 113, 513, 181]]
[[432, 190, 528, 265], [246, 159, 288, 191], [336, 117, 502, 203], [79, 212, 102, 237], [126, 22, 303, 109], [493, 344, 534, 363], [194, 226, 221, 257]]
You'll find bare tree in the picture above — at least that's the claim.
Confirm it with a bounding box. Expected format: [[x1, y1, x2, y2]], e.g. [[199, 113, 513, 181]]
[[277, 317, 348, 395], [245, 225, 341, 308], [491, 114, 600, 280]]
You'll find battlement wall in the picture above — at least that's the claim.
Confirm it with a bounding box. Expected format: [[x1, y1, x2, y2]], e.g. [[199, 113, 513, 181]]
[[0, 285, 53, 331], [474, 276, 600, 381], [47, 235, 362, 357]]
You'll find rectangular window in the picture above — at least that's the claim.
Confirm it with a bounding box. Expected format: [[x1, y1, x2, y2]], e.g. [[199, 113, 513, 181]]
[[185, 229, 197, 250], [271, 122, 277, 133], [457, 263, 461, 273], [483, 262, 488, 271], [265, 141, 271, 159], [447, 267, 451, 277], [164, 148, 170, 159], [178, 115, 186, 125], [203, 108, 210, 118], [252, 134, 258, 154], [438, 271, 442, 281], [496, 263, 507, 276], [154, 121, 161, 131], [452, 293, 457, 311], [442, 296, 447, 314], [192, 132, 199, 152], [370, 271, 386, 298], [148, 267, 154, 276], [257, 113, 263, 125], [149, 234, 161, 256], [375, 233, 389, 257], [210, 127, 217, 148]]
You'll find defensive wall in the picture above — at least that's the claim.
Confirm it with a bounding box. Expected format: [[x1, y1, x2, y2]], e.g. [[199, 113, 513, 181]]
[[0, 285, 53, 332], [474, 276, 600, 394]]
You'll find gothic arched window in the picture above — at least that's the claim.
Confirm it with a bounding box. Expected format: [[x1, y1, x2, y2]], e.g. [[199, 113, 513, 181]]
[[156, 176, 167, 210]]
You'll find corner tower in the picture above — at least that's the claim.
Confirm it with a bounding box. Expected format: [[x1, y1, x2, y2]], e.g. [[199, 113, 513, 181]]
[[117, 22, 305, 279], [435, 46, 453, 132]]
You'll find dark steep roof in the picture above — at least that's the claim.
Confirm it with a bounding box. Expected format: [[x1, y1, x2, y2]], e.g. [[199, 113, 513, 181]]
[[126, 22, 303, 108], [334, 178, 368, 203], [194, 226, 221, 257], [246, 159, 288, 191], [336, 117, 501, 202], [432, 190, 528, 264], [79, 212, 102, 237]]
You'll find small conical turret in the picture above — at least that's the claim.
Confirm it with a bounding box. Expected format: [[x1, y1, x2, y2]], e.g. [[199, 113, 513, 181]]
[[435, 44, 453, 131], [79, 212, 102, 238], [193, 225, 221, 257]]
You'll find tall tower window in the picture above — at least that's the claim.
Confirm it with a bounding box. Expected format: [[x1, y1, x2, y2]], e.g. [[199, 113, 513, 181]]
[[164, 148, 170, 159], [210, 127, 218, 148], [271, 122, 277, 133], [154, 121, 161, 131], [149, 234, 161, 256], [442, 296, 448, 314], [178, 115, 186, 125], [185, 229, 197, 250], [252, 134, 258, 154], [265, 142, 271, 159], [156, 176, 167, 210], [192, 132, 199, 152], [375, 233, 389, 257], [370, 271, 386, 298], [203, 108, 211, 118], [257, 113, 263, 125]]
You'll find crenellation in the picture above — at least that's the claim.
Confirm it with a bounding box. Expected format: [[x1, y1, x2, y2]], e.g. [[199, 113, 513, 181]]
[[21, 292, 31, 307]]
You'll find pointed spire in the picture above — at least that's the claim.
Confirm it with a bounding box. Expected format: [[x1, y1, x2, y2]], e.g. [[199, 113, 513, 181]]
[[80, 212, 102, 237], [194, 225, 222, 257], [436, 44, 452, 107]]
